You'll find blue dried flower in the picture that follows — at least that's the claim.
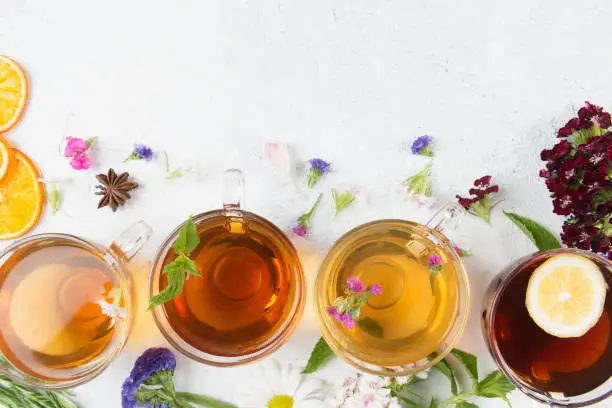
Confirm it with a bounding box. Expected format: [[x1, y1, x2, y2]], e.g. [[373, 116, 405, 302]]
[[121, 348, 176, 408], [410, 135, 434, 156], [307, 158, 331, 187], [125, 144, 154, 162]]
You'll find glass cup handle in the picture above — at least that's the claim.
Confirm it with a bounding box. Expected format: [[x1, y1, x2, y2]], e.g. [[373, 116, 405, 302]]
[[223, 169, 244, 213], [426, 202, 466, 233], [108, 220, 153, 262]]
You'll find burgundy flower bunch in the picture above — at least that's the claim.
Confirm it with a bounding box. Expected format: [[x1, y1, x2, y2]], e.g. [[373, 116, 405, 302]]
[[456, 176, 500, 225], [540, 101, 612, 259]]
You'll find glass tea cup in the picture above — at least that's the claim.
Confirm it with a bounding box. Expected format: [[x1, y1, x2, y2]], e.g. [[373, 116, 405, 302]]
[[0, 221, 152, 390], [482, 248, 612, 407], [314, 203, 470, 376], [149, 169, 305, 366]]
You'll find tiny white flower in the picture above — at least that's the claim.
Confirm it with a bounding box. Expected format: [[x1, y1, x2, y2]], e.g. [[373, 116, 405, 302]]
[[97, 300, 126, 319], [237, 359, 327, 408]]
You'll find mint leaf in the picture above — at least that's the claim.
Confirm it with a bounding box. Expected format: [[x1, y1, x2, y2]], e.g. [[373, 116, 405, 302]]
[[357, 317, 384, 338], [504, 212, 561, 251], [475, 370, 515, 406], [148, 268, 185, 309], [48, 185, 61, 215], [456, 402, 478, 408], [433, 358, 458, 395], [173, 215, 200, 254], [302, 337, 336, 374], [450, 349, 478, 389], [178, 254, 199, 276]]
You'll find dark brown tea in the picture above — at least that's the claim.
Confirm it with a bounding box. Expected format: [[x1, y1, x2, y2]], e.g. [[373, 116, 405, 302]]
[[159, 212, 302, 357], [491, 255, 611, 397]]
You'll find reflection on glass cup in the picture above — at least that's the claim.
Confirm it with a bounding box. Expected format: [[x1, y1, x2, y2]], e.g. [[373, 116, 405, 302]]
[[482, 248, 612, 407], [315, 204, 470, 376], [150, 170, 305, 366], [0, 221, 152, 389]]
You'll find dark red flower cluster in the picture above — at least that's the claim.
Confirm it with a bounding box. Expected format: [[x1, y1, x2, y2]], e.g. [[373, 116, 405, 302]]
[[456, 175, 499, 209], [541, 102, 612, 259], [557, 101, 612, 138]]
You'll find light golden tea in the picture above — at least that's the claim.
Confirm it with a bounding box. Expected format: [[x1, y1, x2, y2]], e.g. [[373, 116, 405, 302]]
[[0, 241, 125, 381], [159, 212, 302, 357], [318, 220, 462, 367]]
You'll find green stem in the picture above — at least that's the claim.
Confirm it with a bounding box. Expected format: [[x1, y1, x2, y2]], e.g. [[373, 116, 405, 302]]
[[306, 193, 323, 218], [176, 392, 238, 408], [437, 392, 472, 408]]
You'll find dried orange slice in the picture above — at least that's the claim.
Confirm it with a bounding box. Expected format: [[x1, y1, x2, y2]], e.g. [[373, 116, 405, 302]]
[[0, 55, 28, 133], [0, 137, 14, 183], [0, 150, 45, 240]]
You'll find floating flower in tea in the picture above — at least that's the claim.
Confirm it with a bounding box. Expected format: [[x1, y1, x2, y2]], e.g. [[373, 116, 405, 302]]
[[327, 277, 382, 330]]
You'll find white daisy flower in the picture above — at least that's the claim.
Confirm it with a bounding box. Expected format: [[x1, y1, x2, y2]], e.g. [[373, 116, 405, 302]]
[[237, 360, 327, 408]]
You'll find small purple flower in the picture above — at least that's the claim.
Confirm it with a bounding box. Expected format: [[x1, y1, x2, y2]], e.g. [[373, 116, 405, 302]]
[[370, 283, 383, 296], [125, 144, 154, 162], [308, 158, 331, 173], [292, 224, 307, 237], [134, 144, 154, 161], [410, 135, 434, 156], [307, 158, 332, 187], [340, 312, 355, 330], [122, 348, 176, 408], [428, 255, 442, 267], [346, 277, 365, 293]]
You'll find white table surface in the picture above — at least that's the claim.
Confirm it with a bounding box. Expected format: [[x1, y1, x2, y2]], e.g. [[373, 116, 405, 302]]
[[1, 1, 610, 407]]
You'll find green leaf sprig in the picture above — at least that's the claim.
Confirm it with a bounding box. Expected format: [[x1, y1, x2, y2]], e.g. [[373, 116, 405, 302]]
[[429, 349, 515, 407], [0, 373, 78, 408], [303, 342, 515, 407], [332, 188, 357, 216], [402, 160, 433, 197], [164, 151, 184, 179], [504, 211, 561, 251], [148, 216, 200, 309]]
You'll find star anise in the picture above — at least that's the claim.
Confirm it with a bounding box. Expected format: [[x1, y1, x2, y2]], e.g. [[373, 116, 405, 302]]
[[95, 169, 139, 212]]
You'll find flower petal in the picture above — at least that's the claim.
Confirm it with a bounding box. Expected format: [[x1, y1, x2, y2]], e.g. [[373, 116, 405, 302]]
[[294, 377, 325, 401]]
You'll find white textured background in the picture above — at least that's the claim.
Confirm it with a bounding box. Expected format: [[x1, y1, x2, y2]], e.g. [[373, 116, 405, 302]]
[[1, 0, 611, 406]]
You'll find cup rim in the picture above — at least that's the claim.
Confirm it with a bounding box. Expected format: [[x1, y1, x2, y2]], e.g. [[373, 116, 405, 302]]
[[149, 209, 306, 367], [0, 233, 132, 390], [314, 218, 471, 376], [483, 247, 612, 407]]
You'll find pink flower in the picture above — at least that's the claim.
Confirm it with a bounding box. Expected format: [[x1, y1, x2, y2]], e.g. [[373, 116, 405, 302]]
[[370, 283, 383, 296], [428, 255, 442, 267], [70, 154, 91, 170], [326, 306, 341, 320], [64, 137, 88, 157], [346, 277, 365, 293], [340, 312, 355, 330], [291, 224, 307, 237]]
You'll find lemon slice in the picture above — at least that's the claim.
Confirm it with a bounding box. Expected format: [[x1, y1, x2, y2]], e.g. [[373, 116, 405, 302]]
[[526, 254, 607, 338]]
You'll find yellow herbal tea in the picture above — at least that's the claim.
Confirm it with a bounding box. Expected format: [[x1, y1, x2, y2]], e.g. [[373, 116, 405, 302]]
[[0, 241, 126, 381], [317, 220, 464, 368]]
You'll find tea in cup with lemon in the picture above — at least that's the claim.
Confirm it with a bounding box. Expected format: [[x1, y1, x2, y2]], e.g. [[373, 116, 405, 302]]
[[483, 249, 611, 405]]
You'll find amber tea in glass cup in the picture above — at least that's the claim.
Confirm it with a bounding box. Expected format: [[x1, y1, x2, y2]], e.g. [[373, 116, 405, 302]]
[[150, 169, 305, 366], [0, 221, 152, 390], [315, 204, 470, 376], [482, 249, 612, 407]]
